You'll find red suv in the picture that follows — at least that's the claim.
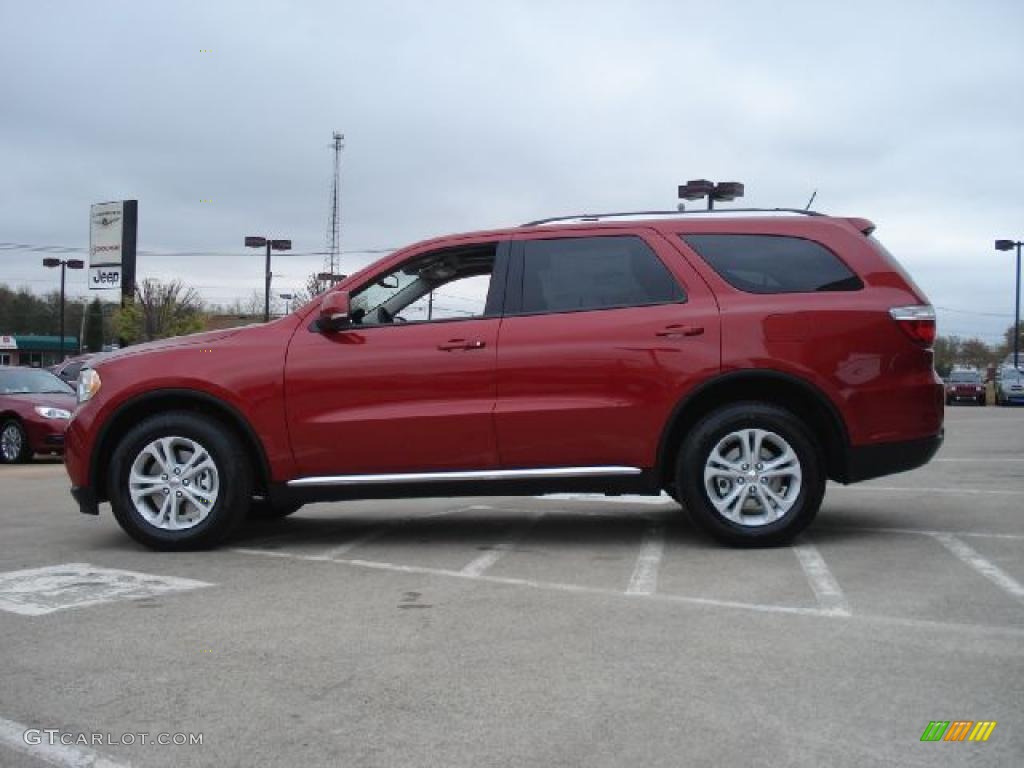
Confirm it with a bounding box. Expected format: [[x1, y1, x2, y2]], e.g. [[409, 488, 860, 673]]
[[64, 209, 944, 550]]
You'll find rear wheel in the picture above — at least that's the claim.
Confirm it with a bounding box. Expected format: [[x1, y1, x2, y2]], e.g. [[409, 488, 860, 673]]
[[109, 412, 252, 550], [0, 419, 30, 463], [676, 402, 824, 547]]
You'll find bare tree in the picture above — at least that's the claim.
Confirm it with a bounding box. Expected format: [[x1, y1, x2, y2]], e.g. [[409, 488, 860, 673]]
[[113, 279, 206, 344], [290, 272, 333, 309]]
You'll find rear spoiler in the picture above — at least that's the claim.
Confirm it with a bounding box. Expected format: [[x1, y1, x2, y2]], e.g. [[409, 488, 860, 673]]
[[844, 217, 876, 236]]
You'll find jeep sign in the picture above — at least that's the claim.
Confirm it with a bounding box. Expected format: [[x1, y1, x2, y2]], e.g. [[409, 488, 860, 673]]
[[89, 265, 122, 289], [89, 200, 137, 297]]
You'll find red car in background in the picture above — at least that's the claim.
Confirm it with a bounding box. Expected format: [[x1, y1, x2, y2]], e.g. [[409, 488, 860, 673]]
[[0, 367, 76, 462], [944, 369, 986, 406]]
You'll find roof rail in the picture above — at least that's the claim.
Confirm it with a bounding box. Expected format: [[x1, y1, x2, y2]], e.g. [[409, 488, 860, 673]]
[[521, 208, 825, 227]]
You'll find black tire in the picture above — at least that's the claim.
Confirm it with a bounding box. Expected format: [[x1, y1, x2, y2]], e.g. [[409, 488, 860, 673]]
[[108, 412, 253, 550], [978, 395, 986, 406], [248, 497, 302, 520], [0, 418, 31, 463], [676, 402, 825, 547]]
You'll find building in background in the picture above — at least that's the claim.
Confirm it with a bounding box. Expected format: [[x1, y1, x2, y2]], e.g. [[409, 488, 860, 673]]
[[0, 335, 79, 367]]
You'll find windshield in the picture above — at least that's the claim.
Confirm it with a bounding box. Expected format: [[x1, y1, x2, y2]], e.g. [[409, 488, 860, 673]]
[[0, 368, 75, 395], [948, 372, 982, 383]]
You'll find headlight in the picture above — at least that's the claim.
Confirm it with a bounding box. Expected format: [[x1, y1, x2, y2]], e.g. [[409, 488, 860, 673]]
[[77, 368, 102, 404], [34, 405, 72, 420]]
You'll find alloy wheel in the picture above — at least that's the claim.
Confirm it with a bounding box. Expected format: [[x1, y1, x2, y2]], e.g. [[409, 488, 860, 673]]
[[1, 424, 23, 462], [702, 428, 802, 527], [128, 436, 220, 530]]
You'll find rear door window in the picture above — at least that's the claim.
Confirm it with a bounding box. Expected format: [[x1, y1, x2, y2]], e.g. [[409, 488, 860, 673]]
[[518, 235, 685, 314], [682, 234, 862, 293]]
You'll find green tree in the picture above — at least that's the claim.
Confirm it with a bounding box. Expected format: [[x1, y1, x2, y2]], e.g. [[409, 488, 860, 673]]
[[84, 298, 105, 352], [958, 337, 995, 370], [0, 283, 85, 348], [113, 279, 206, 344], [932, 335, 961, 377], [1000, 323, 1023, 363]]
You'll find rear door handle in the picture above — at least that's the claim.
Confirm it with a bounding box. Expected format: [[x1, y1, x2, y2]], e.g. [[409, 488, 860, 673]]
[[656, 325, 704, 338], [437, 339, 487, 351]]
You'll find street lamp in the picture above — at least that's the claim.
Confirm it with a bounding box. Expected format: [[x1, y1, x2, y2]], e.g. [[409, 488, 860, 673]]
[[245, 236, 292, 322], [42, 257, 84, 361], [278, 293, 294, 315], [316, 271, 346, 285], [996, 238, 1023, 369], [678, 179, 745, 210]]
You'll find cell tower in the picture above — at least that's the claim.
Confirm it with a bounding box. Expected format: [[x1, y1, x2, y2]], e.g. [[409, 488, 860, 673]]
[[324, 131, 345, 282]]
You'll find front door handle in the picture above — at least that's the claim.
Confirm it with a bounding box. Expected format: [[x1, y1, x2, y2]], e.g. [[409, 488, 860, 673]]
[[656, 325, 704, 338], [437, 339, 487, 351]]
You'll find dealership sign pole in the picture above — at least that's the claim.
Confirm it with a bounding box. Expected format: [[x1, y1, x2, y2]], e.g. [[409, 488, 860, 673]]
[[89, 200, 137, 304]]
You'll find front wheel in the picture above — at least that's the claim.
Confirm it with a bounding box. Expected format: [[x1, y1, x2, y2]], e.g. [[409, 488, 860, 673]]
[[0, 419, 30, 464], [109, 412, 253, 550], [676, 402, 825, 547]]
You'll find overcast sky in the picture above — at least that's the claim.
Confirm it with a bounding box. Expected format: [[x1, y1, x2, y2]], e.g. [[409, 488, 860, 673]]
[[1, 0, 1022, 340]]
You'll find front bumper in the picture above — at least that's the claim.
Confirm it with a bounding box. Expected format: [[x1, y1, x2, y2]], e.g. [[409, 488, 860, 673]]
[[844, 430, 944, 483], [71, 485, 99, 515], [24, 419, 68, 454]]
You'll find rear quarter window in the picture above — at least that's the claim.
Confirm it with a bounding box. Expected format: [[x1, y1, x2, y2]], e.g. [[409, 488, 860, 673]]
[[682, 234, 863, 294]]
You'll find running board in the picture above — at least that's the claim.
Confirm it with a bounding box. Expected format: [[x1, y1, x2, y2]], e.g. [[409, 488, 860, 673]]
[[287, 466, 643, 487]]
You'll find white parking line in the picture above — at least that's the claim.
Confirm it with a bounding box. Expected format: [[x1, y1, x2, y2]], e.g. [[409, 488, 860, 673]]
[[539, 493, 675, 505], [626, 522, 666, 596], [930, 532, 1024, 603], [230, 547, 1024, 636], [829, 484, 1024, 496], [246, 507, 466, 560], [460, 513, 543, 578], [0, 715, 130, 768], [310, 526, 393, 560], [817, 524, 1024, 541], [792, 540, 851, 617], [933, 457, 1024, 462], [341, 556, 836, 617]]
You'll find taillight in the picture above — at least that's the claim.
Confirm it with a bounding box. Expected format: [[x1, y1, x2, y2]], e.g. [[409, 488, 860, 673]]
[[889, 305, 936, 347]]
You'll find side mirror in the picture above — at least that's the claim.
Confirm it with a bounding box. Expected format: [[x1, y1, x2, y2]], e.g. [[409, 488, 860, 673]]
[[318, 290, 351, 331]]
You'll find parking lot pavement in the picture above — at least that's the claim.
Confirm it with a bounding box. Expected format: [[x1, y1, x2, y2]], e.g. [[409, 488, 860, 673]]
[[1, 407, 1022, 767]]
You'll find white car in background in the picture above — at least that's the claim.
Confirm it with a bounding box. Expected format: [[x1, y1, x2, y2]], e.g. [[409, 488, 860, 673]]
[[994, 366, 1024, 406]]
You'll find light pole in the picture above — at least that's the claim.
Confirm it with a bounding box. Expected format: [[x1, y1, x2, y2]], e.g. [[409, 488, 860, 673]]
[[245, 236, 292, 322], [42, 257, 84, 361], [317, 271, 346, 285], [278, 293, 294, 315], [996, 239, 1022, 369], [678, 179, 745, 210]]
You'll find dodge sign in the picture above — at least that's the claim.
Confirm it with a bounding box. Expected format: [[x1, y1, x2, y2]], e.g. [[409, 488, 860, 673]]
[[89, 200, 137, 297]]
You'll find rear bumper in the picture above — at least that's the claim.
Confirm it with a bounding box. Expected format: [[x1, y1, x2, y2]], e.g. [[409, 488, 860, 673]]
[[843, 430, 943, 483]]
